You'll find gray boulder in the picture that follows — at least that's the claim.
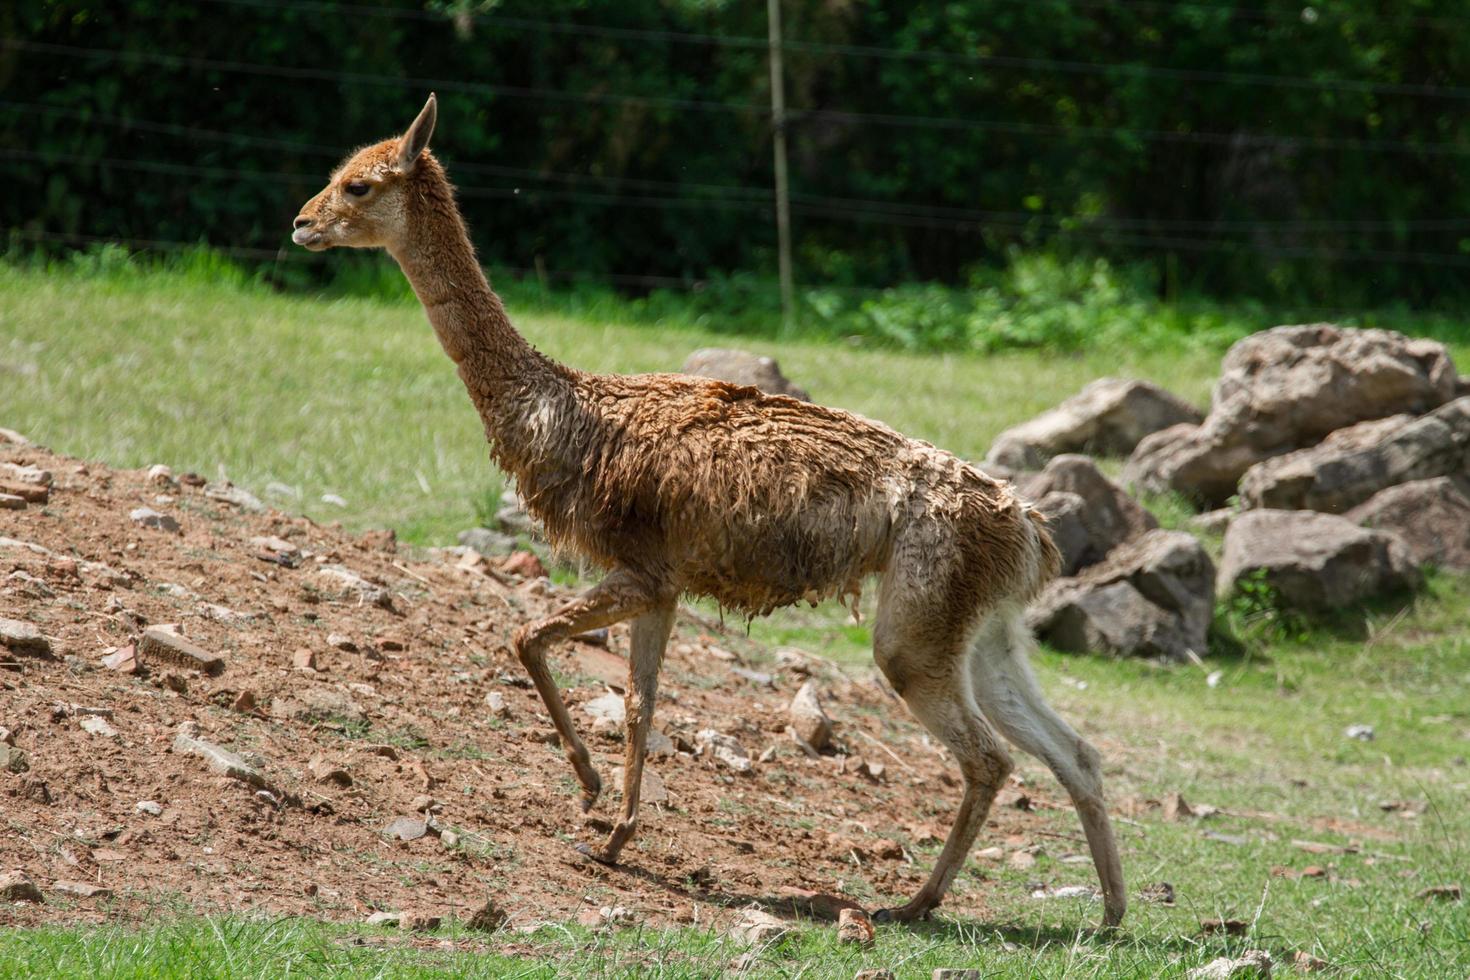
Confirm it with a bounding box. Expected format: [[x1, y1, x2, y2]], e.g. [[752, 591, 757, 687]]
[[1029, 530, 1215, 660], [1019, 455, 1157, 571], [1239, 396, 1470, 514], [1125, 325, 1458, 505], [986, 378, 1202, 470], [1033, 491, 1091, 577], [682, 348, 810, 401], [1346, 476, 1470, 570], [1218, 510, 1421, 611]]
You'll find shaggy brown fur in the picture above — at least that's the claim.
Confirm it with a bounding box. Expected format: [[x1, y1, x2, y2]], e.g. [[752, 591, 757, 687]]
[[293, 96, 1126, 927]]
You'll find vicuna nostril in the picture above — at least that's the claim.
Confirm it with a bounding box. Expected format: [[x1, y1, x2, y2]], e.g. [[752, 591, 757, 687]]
[[293, 216, 311, 229]]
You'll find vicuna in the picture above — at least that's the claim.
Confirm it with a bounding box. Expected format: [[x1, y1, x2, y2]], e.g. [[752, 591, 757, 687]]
[[292, 95, 1125, 926]]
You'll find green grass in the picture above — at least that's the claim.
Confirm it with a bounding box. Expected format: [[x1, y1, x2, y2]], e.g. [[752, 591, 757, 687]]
[[4, 260, 1470, 976], [3, 259, 1230, 543]]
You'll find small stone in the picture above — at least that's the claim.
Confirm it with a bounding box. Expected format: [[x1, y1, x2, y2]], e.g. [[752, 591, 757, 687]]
[[101, 645, 139, 673], [0, 463, 50, 486], [146, 464, 175, 486], [138, 627, 224, 675], [318, 565, 391, 608], [440, 830, 461, 849], [1344, 724, 1376, 741], [458, 527, 517, 557], [384, 816, 429, 841], [327, 633, 356, 652], [0, 494, 24, 510], [1008, 850, 1036, 870], [1163, 791, 1194, 821], [204, 481, 264, 512], [854, 972, 897, 980], [696, 730, 752, 773], [731, 666, 774, 687], [0, 618, 51, 657], [975, 846, 1004, 861], [731, 906, 789, 945], [500, 550, 546, 579], [52, 880, 111, 899], [172, 729, 269, 788], [645, 729, 675, 758], [932, 971, 982, 980], [1292, 952, 1328, 973], [1200, 918, 1249, 936], [3, 743, 35, 774], [583, 692, 626, 726], [1187, 950, 1272, 979], [1416, 884, 1462, 901], [135, 800, 163, 816], [0, 870, 43, 903], [129, 507, 180, 533], [399, 911, 441, 932], [292, 647, 317, 671], [308, 756, 351, 787], [609, 765, 669, 805], [231, 690, 256, 713], [321, 493, 348, 508], [836, 907, 874, 946], [410, 794, 438, 812], [364, 911, 401, 927], [0, 482, 47, 503], [485, 691, 511, 718], [80, 715, 118, 738]]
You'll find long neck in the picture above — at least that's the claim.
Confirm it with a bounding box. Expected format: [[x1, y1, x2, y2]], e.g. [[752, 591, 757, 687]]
[[387, 160, 570, 438]]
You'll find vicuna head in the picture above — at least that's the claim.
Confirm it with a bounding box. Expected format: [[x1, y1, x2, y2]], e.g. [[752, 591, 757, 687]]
[[292, 94, 438, 252]]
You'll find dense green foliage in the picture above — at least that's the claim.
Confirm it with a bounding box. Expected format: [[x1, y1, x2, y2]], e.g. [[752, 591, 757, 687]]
[[8, 1, 1470, 315]]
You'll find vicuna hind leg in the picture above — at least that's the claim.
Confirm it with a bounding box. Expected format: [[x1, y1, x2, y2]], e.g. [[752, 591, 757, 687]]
[[512, 567, 659, 812], [969, 607, 1126, 928], [871, 603, 1013, 921], [578, 601, 675, 865]]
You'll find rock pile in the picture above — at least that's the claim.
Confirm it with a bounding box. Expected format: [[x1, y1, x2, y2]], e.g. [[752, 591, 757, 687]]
[[990, 323, 1465, 650]]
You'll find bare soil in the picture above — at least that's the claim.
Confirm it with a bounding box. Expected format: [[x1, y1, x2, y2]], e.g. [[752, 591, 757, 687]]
[[0, 438, 1048, 930]]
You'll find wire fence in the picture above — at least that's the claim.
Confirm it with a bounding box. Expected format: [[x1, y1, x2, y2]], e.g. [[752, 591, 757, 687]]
[[9, 3, 1470, 297]]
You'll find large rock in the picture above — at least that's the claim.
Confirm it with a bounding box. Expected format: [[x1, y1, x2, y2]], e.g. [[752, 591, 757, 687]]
[[1346, 476, 1470, 570], [1239, 396, 1470, 514], [681, 348, 810, 401], [1019, 455, 1157, 572], [1218, 510, 1421, 611], [1032, 491, 1090, 577], [1028, 530, 1215, 660], [1125, 325, 1457, 505], [986, 378, 1202, 469]]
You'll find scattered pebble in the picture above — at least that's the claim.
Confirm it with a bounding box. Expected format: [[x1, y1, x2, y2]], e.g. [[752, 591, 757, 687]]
[[52, 880, 112, 899], [138, 627, 224, 676], [836, 907, 874, 946], [0, 870, 43, 903], [1344, 723, 1375, 741], [129, 507, 180, 533], [0, 618, 51, 657], [696, 729, 752, 773], [730, 906, 789, 945], [1186, 950, 1271, 979], [135, 800, 163, 816], [172, 728, 269, 788], [80, 715, 119, 738], [788, 681, 832, 750]]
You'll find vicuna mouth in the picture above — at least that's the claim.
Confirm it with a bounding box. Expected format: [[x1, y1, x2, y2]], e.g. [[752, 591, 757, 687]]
[[291, 226, 325, 249]]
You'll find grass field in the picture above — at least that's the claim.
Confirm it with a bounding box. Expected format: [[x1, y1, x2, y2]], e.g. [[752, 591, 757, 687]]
[[3, 261, 1469, 977]]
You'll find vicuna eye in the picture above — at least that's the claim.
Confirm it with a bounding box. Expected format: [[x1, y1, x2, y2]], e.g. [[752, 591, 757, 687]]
[[345, 181, 371, 197]]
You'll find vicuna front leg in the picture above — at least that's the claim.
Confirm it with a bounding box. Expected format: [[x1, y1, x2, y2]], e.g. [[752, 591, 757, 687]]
[[512, 567, 658, 812], [969, 610, 1127, 928], [578, 602, 675, 865]]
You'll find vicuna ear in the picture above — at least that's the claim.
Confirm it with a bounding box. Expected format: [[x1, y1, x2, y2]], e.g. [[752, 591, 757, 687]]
[[397, 93, 437, 173]]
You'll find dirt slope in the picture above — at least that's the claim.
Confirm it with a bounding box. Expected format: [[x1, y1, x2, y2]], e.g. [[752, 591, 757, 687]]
[[0, 433, 1048, 930]]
